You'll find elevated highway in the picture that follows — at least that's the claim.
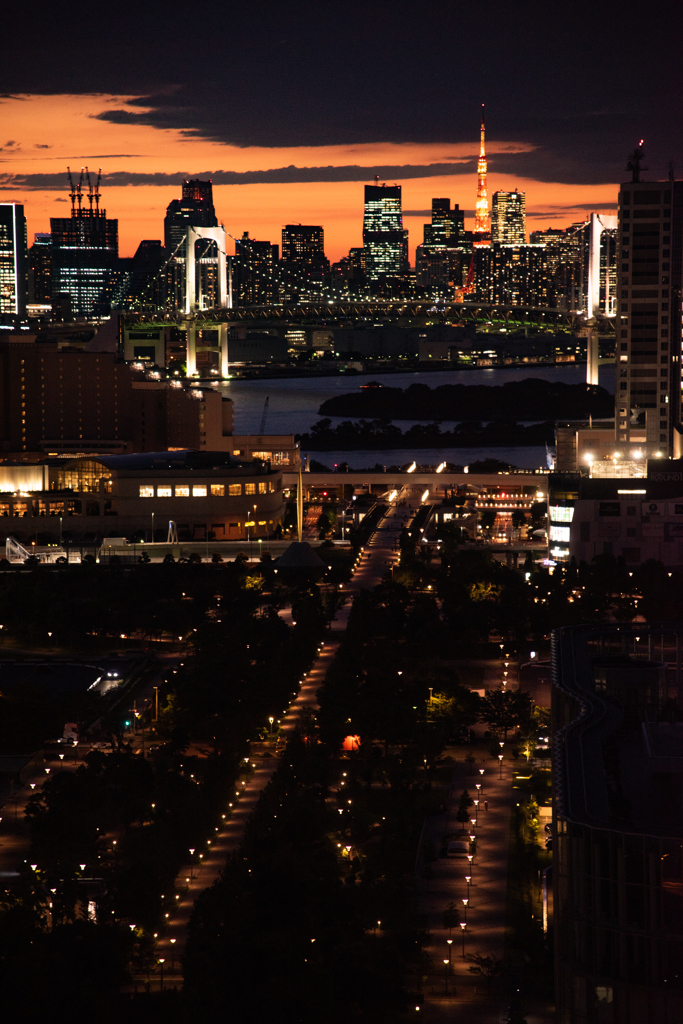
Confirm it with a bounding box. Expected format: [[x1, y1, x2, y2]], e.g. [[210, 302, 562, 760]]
[[283, 469, 549, 501]]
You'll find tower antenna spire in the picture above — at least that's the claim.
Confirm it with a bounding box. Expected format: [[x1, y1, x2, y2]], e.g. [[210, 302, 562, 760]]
[[626, 139, 647, 183], [474, 103, 490, 246]]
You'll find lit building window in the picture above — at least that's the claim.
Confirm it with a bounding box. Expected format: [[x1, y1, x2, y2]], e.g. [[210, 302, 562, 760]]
[[549, 525, 571, 543], [175, 486, 190, 497], [245, 483, 256, 495], [192, 485, 207, 497], [258, 482, 267, 494], [211, 484, 225, 496], [157, 486, 172, 497], [139, 486, 154, 498], [549, 505, 574, 522], [229, 484, 241, 496]]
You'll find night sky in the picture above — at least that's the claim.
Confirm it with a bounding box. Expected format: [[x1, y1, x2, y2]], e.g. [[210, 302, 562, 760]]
[[2, 0, 682, 258]]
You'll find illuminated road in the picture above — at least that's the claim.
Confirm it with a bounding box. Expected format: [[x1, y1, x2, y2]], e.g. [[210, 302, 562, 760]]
[[146, 488, 414, 990]]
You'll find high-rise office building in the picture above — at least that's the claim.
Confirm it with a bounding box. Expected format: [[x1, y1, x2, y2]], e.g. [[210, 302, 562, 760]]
[[27, 233, 52, 306], [0, 203, 27, 322], [491, 190, 526, 244], [417, 198, 470, 297], [362, 183, 404, 279], [164, 179, 218, 252], [235, 232, 279, 305], [615, 146, 683, 455], [423, 198, 466, 246], [164, 180, 221, 310], [281, 225, 326, 269], [553, 621, 683, 1023], [50, 175, 118, 317], [474, 244, 549, 306]]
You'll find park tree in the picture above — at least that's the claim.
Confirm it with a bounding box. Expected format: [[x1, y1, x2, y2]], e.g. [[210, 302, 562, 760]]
[[479, 689, 533, 741]]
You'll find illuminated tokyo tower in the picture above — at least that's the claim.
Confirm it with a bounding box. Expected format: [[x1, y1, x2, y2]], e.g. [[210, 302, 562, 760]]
[[473, 104, 491, 247]]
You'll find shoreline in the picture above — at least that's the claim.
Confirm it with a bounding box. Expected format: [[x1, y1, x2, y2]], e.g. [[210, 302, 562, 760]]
[[221, 356, 614, 383]]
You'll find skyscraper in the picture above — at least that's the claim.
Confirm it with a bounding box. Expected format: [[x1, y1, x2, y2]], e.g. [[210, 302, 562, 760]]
[[473, 106, 491, 247], [164, 180, 221, 310], [164, 179, 218, 253], [474, 244, 549, 306], [362, 183, 404, 279], [281, 225, 326, 268], [423, 198, 466, 246], [491, 190, 526, 244], [235, 232, 279, 305], [27, 233, 52, 306], [0, 203, 27, 322], [616, 146, 683, 455], [50, 172, 118, 317]]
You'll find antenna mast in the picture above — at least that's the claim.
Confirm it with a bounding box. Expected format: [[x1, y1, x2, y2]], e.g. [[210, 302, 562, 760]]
[[627, 139, 647, 183]]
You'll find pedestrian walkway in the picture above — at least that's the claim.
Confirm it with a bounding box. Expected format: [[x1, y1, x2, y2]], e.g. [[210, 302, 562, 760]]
[[146, 489, 413, 988], [415, 756, 515, 1023]]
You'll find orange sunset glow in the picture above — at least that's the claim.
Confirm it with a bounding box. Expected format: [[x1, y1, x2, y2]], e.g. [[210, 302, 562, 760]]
[[0, 94, 620, 260]]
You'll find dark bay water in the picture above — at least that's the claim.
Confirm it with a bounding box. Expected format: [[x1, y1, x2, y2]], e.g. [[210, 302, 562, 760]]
[[217, 363, 614, 469]]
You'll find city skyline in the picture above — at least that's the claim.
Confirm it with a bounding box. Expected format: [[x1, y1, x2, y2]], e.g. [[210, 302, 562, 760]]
[[0, 94, 624, 262]]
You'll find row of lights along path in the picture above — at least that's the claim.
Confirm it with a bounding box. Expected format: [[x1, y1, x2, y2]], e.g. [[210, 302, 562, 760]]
[[146, 487, 417, 990]]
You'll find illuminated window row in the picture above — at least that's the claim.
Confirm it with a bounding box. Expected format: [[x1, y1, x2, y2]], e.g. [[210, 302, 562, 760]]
[[139, 481, 271, 498]]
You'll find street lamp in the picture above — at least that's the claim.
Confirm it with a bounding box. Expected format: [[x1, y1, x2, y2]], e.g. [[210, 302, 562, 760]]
[[446, 938, 453, 963], [443, 959, 450, 993], [462, 897, 468, 921], [189, 849, 195, 880], [498, 753, 504, 778], [467, 853, 474, 880], [460, 922, 467, 957]]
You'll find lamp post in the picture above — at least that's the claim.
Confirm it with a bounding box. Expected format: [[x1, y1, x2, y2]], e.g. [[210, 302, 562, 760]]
[[446, 938, 453, 963], [443, 959, 450, 993], [169, 938, 176, 973], [189, 849, 195, 880], [467, 853, 474, 881], [151, 511, 155, 545], [158, 958, 165, 992], [460, 922, 467, 957], [498, 753, 504, 778], [465, 875, 471, 900], [462, 897, 468, 921]]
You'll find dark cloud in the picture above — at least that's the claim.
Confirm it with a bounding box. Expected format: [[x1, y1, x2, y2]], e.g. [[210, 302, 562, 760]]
[[566, 202, 618, 210], [0, 161, 478, 191], [2, 0, 682, 185]]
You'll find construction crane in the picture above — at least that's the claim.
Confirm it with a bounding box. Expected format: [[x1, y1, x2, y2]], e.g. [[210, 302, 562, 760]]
[[83, 166, 102, 216], [67, 166, 82, 216]]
